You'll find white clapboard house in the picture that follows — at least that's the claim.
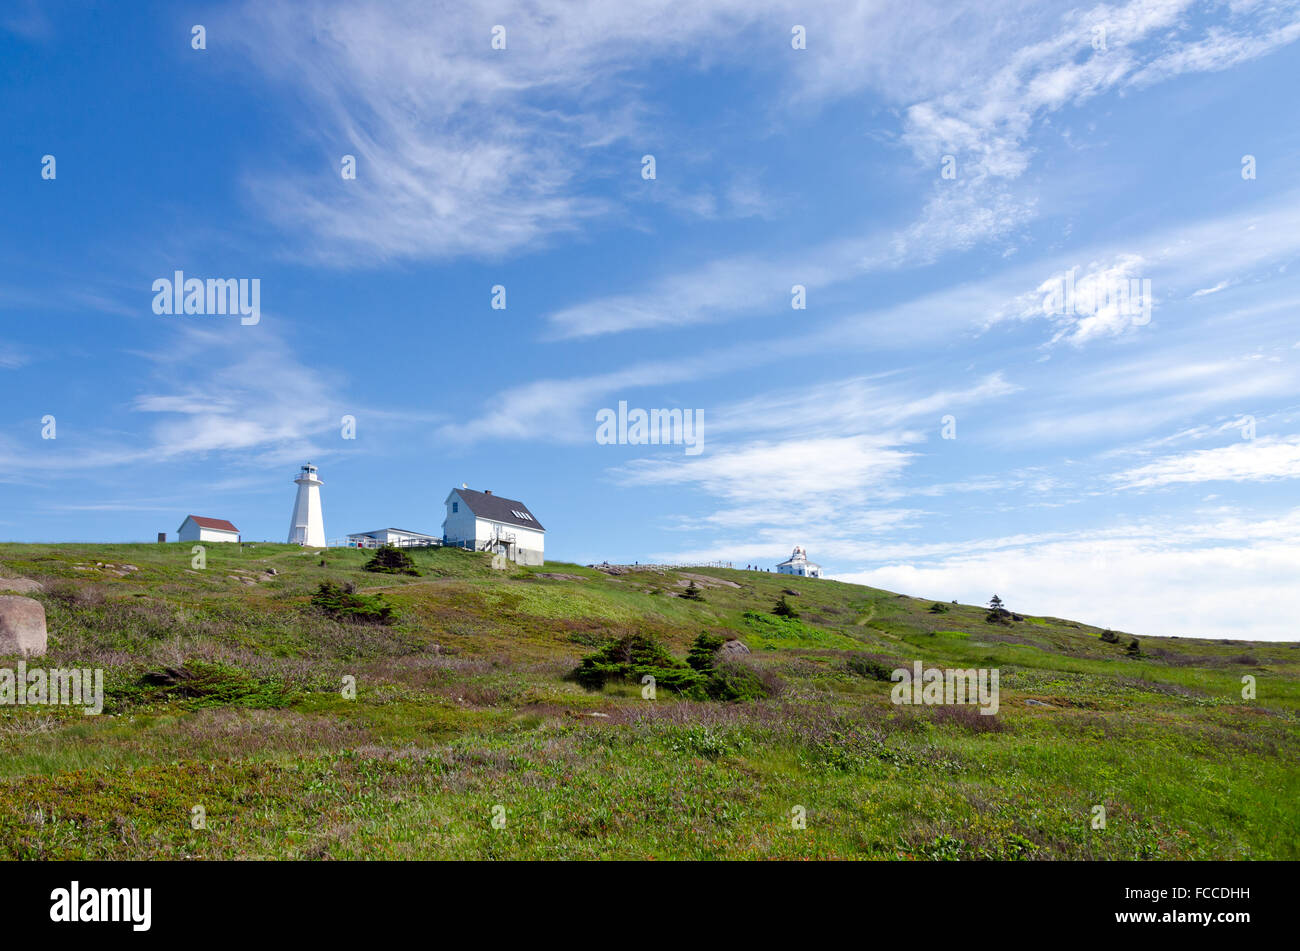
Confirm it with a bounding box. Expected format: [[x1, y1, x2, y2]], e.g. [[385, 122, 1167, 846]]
[[776, 545, 822, 578], [178, 515, 240, 543], [442, 487, 545, 566], [345, 527, 441, 549]]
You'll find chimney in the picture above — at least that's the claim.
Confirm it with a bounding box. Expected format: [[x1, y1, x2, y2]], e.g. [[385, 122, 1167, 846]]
[[484, 490, 491, 495], [157, 532, 166, 543]]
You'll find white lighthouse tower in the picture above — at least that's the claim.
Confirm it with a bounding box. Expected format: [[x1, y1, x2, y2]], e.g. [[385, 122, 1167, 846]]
[[287, 463, 326, 547]]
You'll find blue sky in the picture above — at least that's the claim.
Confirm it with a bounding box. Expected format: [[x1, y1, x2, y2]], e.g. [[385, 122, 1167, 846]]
[[2, 0, 1299, 639]]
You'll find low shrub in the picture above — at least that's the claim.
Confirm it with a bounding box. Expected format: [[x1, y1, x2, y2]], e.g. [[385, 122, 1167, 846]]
[[846, 654, 896, 682], [136, 662, 298, 709], [311, 581, 396, 625], [686, 632, 725, 671], [364, 546, 420, 576], [574, 631, 779, 701], [703, 660, 777, 701], [572, 632, 702, 693]]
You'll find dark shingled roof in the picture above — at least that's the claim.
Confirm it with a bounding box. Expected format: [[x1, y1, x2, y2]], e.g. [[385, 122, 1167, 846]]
[[455, 488, 545, 532]]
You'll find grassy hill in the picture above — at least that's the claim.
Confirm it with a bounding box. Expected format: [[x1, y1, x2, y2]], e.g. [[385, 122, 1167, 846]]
[[0, 541, 1296, 860]]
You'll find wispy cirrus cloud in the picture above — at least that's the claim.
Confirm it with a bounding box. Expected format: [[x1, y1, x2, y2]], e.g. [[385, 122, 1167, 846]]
[[0, 327, 362, 477], [1191, 280, 1232, 297], [225, 0, 807, 266], [0, 342, 28, 369], [900, 0, 1300, 178], [544, 5, 1300, 338], [609, 371, 1020, 557], [620, 434, 921, 504], [1112, 434, 1300, 489], [981, 190, 1300, 345], [223, 0, 1300, 278]]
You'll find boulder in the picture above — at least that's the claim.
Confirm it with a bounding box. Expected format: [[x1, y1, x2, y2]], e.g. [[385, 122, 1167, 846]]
[[716, 638, 751, 658], [0, 577, 43, 594], [680, 572, 741, 589], [0, 596, 47, 657]]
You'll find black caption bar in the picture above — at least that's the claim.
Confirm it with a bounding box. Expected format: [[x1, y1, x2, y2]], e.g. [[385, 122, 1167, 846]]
[[0, 860, 1280, 939]]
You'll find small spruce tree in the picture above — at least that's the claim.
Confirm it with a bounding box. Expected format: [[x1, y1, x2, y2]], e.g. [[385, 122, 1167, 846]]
[[985, 593, 1012, 624], [680, 579, 705, 601], [772, 595, 799, 619]]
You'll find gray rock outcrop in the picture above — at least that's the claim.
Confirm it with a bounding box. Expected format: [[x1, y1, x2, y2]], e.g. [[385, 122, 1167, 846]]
[[0, 596, 48, 657]]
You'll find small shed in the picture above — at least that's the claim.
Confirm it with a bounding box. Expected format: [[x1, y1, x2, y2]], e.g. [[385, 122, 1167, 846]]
[[178, 515, 240, 543]]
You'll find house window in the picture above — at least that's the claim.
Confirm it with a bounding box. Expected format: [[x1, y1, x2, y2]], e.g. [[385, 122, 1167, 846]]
[[452, 502, 458, 513]]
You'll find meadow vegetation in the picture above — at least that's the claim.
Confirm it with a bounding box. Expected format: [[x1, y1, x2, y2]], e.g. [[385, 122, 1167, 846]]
[[0, 541, 1295, 860]]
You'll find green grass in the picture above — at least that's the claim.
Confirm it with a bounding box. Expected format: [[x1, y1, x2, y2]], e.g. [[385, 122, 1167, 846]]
[[0, 541, 1296, 859]]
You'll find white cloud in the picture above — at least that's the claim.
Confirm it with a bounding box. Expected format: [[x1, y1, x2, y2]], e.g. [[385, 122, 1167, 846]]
[[1008, 254, 1154, 346], [436, 347, 745, 445], [979, 190, 1300, 349], [131, 328, 340, 460], [223, 0, 1300, 274], [900, 0, 1300, 181], [616, 373, 1022, 559], [226, 0, 808, 265], [0, 327, 353, 477], [619, 434, 920, 504], [711, 372, 1019, 439], [1129, 11, 1300, 86], [834, 510, 1300, 640], [1112, 434, 1300, 488]]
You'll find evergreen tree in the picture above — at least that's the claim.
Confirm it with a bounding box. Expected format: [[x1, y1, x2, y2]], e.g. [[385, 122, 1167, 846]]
[[364, 545, 420, 576], [772, 595, 799, 618], [985, 593, 1011, 624]]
